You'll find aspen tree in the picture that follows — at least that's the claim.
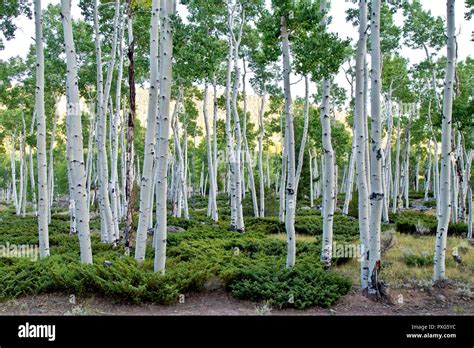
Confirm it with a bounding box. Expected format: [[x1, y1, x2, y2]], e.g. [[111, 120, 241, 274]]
[[258, 92, 265, 217], [135, 0, 160, 261], [281, 13, 296, 268], [354, 0, 369, 290], [433, 0, 456, 281], [34, 0, 49, 257], [154, 0, 175, 274], [203, 84, 218, 221], [93, 0, 115, 243], [60, 0, 93, 264], [319, 0, 335, 268], [28, 112, 37, 216], [367, 0, 384, 297]]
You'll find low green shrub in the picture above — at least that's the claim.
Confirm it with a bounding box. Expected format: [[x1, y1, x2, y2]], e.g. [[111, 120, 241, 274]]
[[389, 210, 467, 236], [402, 251, 433, 267], [228, 261, 351, 309], [0, 255, 211, 304], [0, 207, 355, 309]]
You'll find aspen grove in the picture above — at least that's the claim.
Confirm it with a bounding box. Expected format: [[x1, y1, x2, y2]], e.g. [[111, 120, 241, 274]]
[[0, 0, 472, 312]]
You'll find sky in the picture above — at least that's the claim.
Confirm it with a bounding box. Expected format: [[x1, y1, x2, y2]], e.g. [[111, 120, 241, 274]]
[[1, 0, 473, 101]]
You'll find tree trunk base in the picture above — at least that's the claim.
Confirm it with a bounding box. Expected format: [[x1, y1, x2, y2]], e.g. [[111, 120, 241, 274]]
[[363, 281, 389, 302], [228, 225, 244, 234]]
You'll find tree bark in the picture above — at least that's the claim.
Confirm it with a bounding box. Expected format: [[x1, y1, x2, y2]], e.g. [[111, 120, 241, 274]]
[[319, 0, 335, 268], [124, 0, 136, 254], [60, 0, 93, 264], [11, 132, 19, 215], [229, 6, 245, 232], [281, 14, 296, 268], [203, 84, 218, 221], [279, 112, 287, 223], [433, 0, 455, 282], [241, 64, 259, 217], [135, 0, 160, 261], [28, 112, 37, 216], [295, 75, 310, 194], [34, 0, 49, 254], [109, 15, 125, 241], [392, 112, 401, 213], [153, 0, 175, 274], [355, 0, 369, 290], [258, 92, 265, 217], [424, 138, 432, 201], [342, 129, 356, 215], [367, 0, 383, 297], [93, 0, 115, 243]]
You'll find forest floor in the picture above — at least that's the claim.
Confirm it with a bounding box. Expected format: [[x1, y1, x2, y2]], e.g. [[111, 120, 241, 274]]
[[0, 195, 472, 316], [0, 282, 472, 316]]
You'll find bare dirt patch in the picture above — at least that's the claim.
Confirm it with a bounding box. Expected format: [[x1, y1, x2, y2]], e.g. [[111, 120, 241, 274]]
[[0, 283, 471, 316]]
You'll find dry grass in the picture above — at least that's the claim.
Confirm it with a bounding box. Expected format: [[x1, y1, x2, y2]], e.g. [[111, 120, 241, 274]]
[[269, 231, 473, 288], [336, 233, 474, 288]]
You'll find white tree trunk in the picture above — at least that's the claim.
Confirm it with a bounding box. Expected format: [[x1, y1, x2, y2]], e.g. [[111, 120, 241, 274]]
[[241, 66, 259, 217], [415, 152, 420, 192], [382, 92, 393, 220], [456, 134, 466, 221], [28, 112, 37, 216], [34, 0, 49, 256], [434, 141, 440, 210], [47, 107, 58, 223], [212, 79, 219, 196], [11, 133, 19, 215], [61, 0, 93, 264], [203, 84, 218, 221], [295, 75, 310, 193], [18, 128, 25, 216], [392, 112, 401, 213], [86, 111, 96, 210], [93, 0, 116, 243], [281, 15, 296, 268], [320, 76, 335, 268], [425, 139, 432, 201], [363, 56, 370, 194], [229, 10, 245, 232], [355, 0, 369, 290], [266, 153, 271, 189], [65, 109, 77, 235], [367, 0, 383, 297], [451, 156, 458, 223], [258, 93, 265, 217], [109, 16, 125, 241], [343, 129, 356, 215], [433, 0, 455, 282], [404, 123, 411, 209], [171, 96, 188, 220], [182, 114, 189, 219], [135, 0, 160, 261], [225, 15, 237, 229], [319, 0, 335, 268], [279, 112, 287, 223], [199, 162, 204, 196], [314, 149, 320, 198], [154, 0, 175, 274]]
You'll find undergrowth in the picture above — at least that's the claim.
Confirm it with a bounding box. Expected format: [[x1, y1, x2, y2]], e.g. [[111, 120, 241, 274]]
[[0, 209, 357, 309]]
